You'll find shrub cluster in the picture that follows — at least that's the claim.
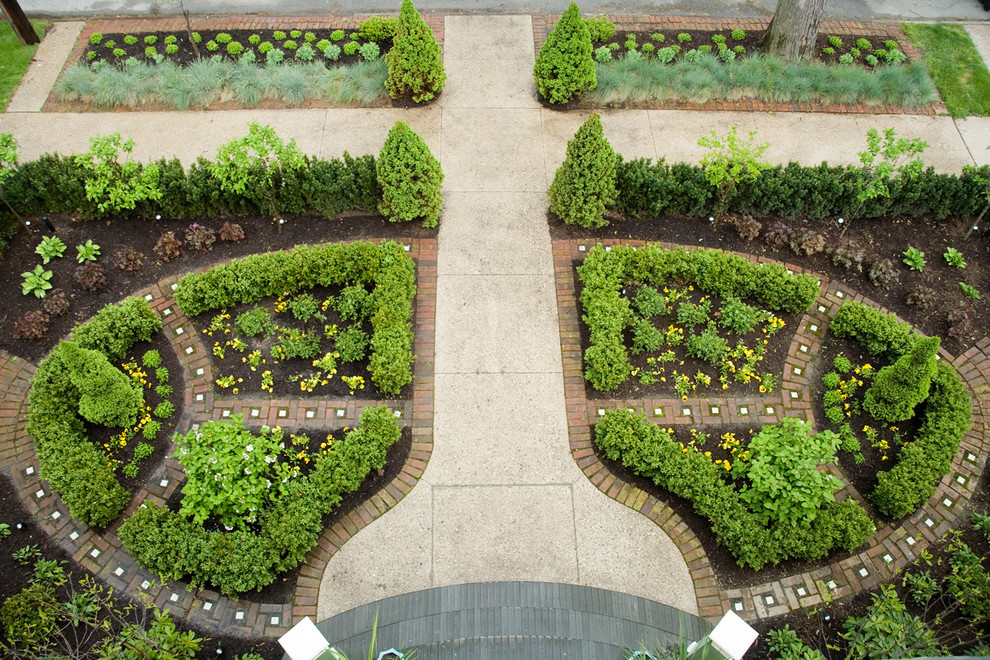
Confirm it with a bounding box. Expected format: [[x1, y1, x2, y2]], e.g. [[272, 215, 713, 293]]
[[612, 157, 988, 224], [594, 410, 873, 569], [830, 301, 972, 517], [26, 298, 162, 527], [579, 244, 819, 390], [118, 405, 401, 596], [173, 241, 415, 394]]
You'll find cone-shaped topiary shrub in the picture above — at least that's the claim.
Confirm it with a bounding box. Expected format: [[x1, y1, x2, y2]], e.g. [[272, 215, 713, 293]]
[[377, 120, 444, 228], [864, 335, 940, 422], [60, 340, 143, 428], [385, 0, 445, 103], [534, 2, 596, 104], [548, 113, 617, 228]]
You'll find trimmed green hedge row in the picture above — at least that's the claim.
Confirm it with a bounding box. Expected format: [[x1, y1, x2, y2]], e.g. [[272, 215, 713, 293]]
[[173, 240, 415, 394], [0, 151, 380, 252], [579, 244, 819, 390], [830, 301, 972, 518], [26, 298, 162, 527], [118, 405, 401, 596], [594, 409, 874, 570], [612, 157, 988, 223]]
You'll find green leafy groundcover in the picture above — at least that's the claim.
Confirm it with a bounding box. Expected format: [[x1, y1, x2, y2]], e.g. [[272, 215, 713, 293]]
[[579, 244, 819, 391], [902, 23, 990, 118], [119, 405, 401, 596], [173, 240, 416, 394], [594, 409, 874, 570], [830, 301, 972, 518], [27, 298, 163, 527]]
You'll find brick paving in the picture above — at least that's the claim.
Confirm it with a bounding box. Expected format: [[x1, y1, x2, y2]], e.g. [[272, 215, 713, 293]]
[[532, 14, 944, 116], [0, 238, 436, 637], [552, 238, 990, 622]]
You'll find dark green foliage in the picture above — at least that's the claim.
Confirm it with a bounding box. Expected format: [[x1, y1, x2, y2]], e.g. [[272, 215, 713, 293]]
[[173, 241, 415, 394], [610, 157, 989, 226], [579, 244, 818, 390], [830, 301, 971, 518], [864, 336, 939, 422], [235, 306, 275, 337], [548, 114, 618, 228], [118, 406, 400, 596], [872, 363, 971, 517], [594, 410, 872, 569], [534, 2, 596, 103], [335, 326, 370, 362], [26, 298, 158, 526], [385, 0, 445, 102], [60, 340, 143, 429], [376, 120, 443, 227]]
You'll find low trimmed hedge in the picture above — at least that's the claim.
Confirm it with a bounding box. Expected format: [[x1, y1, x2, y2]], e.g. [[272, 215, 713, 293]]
[[26, 298, 162, 527], [118, 405, 401, 596], [594, 409, 874, 570], [173, 240, 415, 394], [0, 150, 380, 253], [612, 157, 988, 224], [830, 301, 972, 518], [579, 244, 819, 390]]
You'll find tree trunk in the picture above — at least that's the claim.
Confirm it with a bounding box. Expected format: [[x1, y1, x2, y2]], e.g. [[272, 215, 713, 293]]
[[0, 0, 40, 45], [760, 0, 827, 59]]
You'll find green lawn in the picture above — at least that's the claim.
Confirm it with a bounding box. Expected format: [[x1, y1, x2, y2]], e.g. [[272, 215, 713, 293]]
[[0, 19, 50, 111], [903, 22, 990, 118]]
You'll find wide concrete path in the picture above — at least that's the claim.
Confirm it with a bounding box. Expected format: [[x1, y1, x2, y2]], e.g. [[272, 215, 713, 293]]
[[3, 13, 990, 624]]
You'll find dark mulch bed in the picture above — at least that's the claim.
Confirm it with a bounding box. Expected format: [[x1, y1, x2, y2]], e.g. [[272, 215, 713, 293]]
[[0, 212, 433, 363], [79, 28, 391, 69], [559, 210, 989, 590]]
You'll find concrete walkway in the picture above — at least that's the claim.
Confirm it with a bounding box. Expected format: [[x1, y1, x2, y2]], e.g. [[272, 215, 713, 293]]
[[3, 13, 990, 627]]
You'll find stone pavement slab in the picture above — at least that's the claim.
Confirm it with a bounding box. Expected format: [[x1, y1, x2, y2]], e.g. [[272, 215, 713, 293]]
[[433, 274, 561, 375], [320, 107, 442, 161], [6, 21, 83, 113], [955, 117, 990, 165], [441, 58, 541, 109], [436, 192, 551, 275], [440, 108, 544, 191], [430, 373, 575, 486], [0, 112, 110, 158]]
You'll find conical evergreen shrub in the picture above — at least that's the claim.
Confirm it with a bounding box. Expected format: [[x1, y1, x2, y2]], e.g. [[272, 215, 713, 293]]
[[377, 120, 443, 228], [60, 340, 143, 428], [864, 335, 940, 422], [548, 113, 617, 228], [385, 0, 445, 103], [533, 2, 596, 104]]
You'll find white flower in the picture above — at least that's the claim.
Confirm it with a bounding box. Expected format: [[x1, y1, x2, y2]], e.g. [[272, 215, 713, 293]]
[[244, 467, 251, 475], [245, 444, 253, 452]]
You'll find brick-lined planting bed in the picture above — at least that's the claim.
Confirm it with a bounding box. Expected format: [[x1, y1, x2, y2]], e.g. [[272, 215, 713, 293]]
[[0, 238, 436, 640], [532, 14, 945, 116], [553, 238, 989, 623]]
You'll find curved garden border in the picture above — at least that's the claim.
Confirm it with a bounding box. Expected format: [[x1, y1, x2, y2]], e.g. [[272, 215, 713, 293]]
[[0, 237, 436, 638], [553, 238, 989, 622]]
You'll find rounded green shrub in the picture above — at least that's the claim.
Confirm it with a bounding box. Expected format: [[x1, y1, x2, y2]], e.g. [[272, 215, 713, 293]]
[[376, 120, 444, 228], [548, 113, 617, 228], [61, 340, 143, 429], [864, 336, 939, 422], [385, 0, 446, 103], [533, 2, 596, 104]]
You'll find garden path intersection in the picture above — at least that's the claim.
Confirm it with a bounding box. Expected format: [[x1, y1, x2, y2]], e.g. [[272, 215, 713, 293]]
[[2, 10, 990, 651]]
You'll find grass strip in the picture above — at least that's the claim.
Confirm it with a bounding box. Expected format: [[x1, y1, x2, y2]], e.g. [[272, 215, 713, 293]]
[[0, 20, 50, 111], [903, 22, 990, 118]]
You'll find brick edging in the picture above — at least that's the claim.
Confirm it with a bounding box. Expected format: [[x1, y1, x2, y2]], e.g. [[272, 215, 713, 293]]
[[3, 237, 436, 639], [552, 238, 989, 623]]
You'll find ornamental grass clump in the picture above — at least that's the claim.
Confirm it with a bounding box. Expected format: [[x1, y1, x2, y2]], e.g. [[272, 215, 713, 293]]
[[548, 113, 617, 228], [376, 120, 443, 227], [385, 0, 445, 103], [534, 2, 596, 103]]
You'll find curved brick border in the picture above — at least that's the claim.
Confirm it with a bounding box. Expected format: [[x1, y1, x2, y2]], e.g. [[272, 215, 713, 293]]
[[0, 238, 436, 639], [532, 14, 945, 116], [553, 238, 989, 623]]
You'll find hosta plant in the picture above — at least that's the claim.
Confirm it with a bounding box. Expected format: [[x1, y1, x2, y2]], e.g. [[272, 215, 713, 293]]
[[35, 236, 66, 264], [944, 247, 966, 268], [76, 239, 101, 262], [902, 246, 926, 271], [21, 265, 53, 298]]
